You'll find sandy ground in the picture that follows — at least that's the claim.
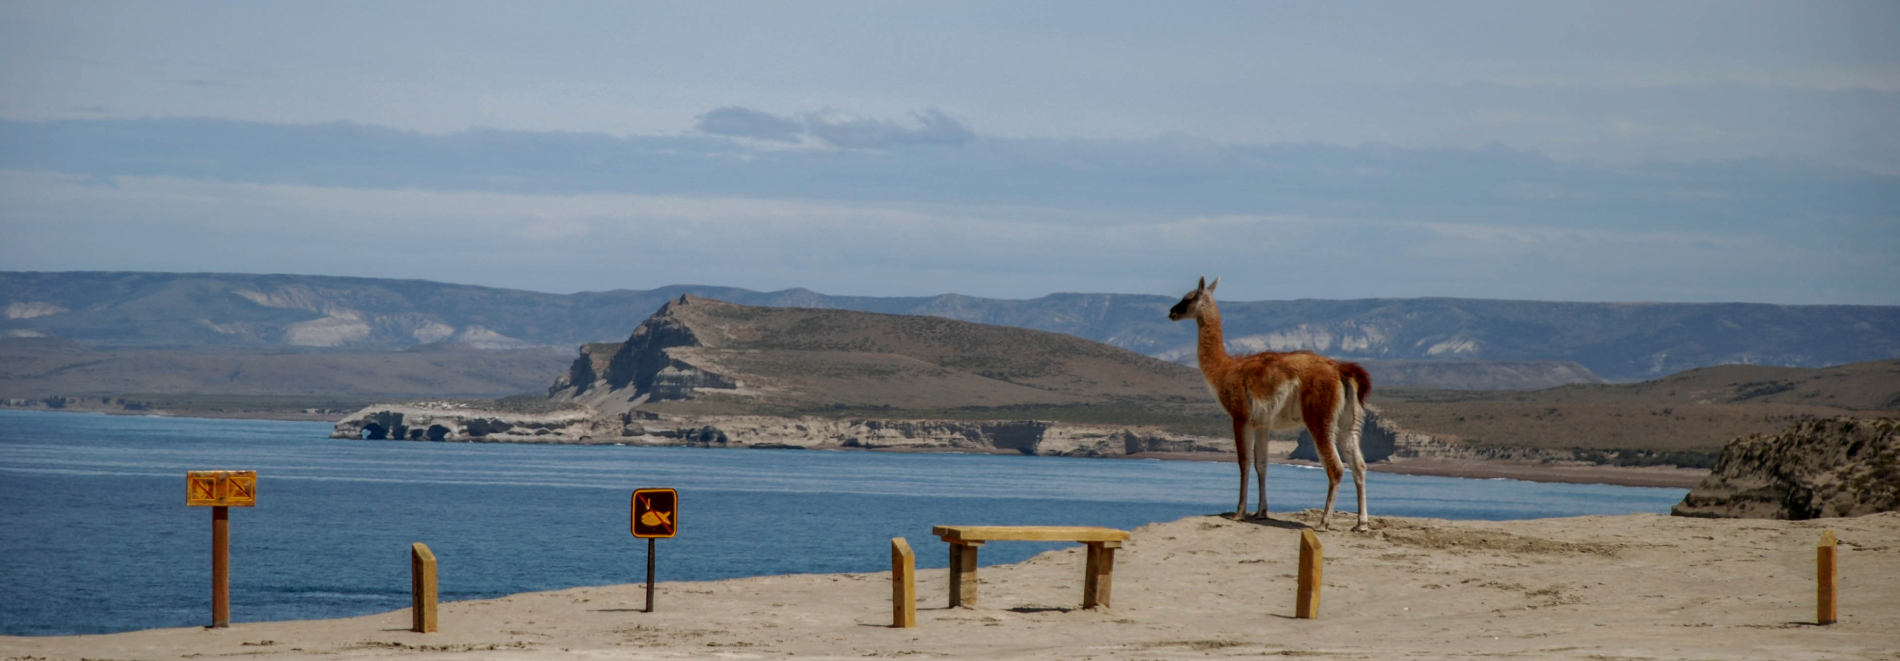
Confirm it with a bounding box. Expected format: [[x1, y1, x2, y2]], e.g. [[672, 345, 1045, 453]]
[[6, 511, 1895, 661]]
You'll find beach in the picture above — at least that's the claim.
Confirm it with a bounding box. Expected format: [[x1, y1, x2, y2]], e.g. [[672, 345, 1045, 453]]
[[6, 510, 1893, 660]]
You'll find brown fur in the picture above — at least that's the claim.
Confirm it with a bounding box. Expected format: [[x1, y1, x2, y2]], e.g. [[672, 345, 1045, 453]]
[[1169, 277, 1372, 532]]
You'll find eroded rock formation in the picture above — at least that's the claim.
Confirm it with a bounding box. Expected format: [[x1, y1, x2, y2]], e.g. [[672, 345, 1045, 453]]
[[333, 404, 1226, 457], [331, 402, 597, 442], [1672, 417, 1899, 519], [548, 295, 740, 408]]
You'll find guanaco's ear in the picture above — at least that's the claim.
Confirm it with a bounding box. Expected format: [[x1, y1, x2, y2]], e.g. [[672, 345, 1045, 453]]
[[1197, 276, 1207, 291], [1207, 276, 1220, 293]]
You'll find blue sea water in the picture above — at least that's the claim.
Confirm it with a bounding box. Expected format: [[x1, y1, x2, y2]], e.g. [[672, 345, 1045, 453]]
[[0, 409, 1688, 635]]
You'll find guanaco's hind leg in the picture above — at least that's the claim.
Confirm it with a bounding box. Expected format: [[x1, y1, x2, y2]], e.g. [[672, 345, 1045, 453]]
[[1307, 414, 1345, 532], [1251, 422, 1271, 519], [1341, 387, 1371, 532]]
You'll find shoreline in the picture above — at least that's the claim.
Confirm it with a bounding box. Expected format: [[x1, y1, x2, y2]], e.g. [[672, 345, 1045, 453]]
[[1, 406, 1708, 489], [5, 510, 1893, 660]]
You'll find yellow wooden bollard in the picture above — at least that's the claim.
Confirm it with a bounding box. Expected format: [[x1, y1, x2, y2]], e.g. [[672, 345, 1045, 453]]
[[1817, 530, 1837, 625], [1296, 529, 1322, 619], [891, 538, 916, 628], [412, 543, 438, 633]]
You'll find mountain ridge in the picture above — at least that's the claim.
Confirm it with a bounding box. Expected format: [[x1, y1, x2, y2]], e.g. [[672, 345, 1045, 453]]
[[4, 271, 1896, 381]]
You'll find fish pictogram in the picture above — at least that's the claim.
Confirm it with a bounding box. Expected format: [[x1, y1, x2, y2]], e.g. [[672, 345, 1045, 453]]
[[633, 490, 677, 537]]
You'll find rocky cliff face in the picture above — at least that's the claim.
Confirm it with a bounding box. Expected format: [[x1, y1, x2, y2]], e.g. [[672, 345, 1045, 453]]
[[331, 402, 598, 442], [548, 295, 740, 407], [1672, 417, 1899, 519], [332, 403, 1226, 458]]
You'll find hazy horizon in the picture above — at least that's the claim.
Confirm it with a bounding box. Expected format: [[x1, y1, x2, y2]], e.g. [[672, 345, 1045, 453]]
[[10, 268, 1900, 308]]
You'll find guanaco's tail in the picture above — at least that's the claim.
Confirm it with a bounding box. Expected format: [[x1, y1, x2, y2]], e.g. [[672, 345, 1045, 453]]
[[1337, 362, 1371, 406]]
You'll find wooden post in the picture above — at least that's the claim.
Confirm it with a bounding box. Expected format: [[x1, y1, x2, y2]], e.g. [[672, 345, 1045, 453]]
[[1296, 529, 1322, 619], [948, 541, 981, 607], [411, 543, 438, 633], [891, 538, 916, 628], [211, 506, 230, 628], [1818, 529, 1837, 625], [1083, 541, 1121, 610]]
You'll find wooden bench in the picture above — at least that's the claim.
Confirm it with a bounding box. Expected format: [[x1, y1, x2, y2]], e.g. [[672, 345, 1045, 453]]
[[931, 525, 1131, 610]]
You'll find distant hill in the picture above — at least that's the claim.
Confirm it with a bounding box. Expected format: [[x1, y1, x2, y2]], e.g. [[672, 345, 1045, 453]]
[[1355, 360, 1605, 391], [5, 271, 1897, 381], [0, 339, 568, 399], [1372, 359, 1900, 461], [551, 295, 1226, 433]]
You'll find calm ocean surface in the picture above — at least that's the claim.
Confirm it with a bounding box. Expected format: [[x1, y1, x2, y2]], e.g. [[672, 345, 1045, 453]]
[[0, 409, 1687, 635]]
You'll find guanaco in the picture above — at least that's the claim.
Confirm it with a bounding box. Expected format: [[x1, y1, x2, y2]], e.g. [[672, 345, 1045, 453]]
[[1168, 277, 1373, 532]]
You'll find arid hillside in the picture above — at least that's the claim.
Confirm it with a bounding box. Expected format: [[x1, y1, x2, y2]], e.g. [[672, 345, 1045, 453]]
[[551, 295, 1231, 434], [1372, 359, 1900, 465], [0, 337, 567, 403]]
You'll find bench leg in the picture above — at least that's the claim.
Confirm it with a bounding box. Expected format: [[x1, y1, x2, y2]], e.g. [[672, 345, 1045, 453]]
[[1083, 541, 1119, 609], [948, 541, 981, 607]]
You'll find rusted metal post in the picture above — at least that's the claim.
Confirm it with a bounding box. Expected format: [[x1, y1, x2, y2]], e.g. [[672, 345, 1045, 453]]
[[645, 537, 657, 613], [1296, 529, 1322, 619], [211, 505, 230, 628], [891, 538, 916, 628], [411, 543, 438, 633], [1818, 530, 1838, 625]]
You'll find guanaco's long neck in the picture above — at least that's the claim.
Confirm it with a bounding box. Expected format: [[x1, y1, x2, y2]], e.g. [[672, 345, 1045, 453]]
[[1194, 299, 1231, 377]]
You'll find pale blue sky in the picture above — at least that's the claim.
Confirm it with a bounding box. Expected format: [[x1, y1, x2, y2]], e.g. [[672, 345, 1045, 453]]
[[1, 1, 1896, 303]]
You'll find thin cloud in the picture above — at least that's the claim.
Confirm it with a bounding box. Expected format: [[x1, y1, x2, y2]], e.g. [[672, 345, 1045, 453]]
[[802, 108, 974, 149], [694, 106, 805, 143], [694, 106, 977, 149]]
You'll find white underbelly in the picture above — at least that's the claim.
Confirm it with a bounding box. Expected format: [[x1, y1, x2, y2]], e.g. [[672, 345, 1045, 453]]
[[1252, 381, 1308, 432]]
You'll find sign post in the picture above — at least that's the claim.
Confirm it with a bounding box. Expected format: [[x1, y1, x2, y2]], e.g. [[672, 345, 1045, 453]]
[[631, 488, 678, 613], [187, 470, 256, 628]]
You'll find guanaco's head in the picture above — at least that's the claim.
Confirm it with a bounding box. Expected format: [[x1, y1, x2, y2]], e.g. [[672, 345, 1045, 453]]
[[1167, 276, 1219, 321]]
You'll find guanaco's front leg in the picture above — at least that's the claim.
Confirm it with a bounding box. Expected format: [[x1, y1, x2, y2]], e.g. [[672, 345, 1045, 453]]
[[1231, 418, 1250, 520]]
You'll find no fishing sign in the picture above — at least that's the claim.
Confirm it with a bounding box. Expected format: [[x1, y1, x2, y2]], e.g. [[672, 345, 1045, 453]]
[[631, 488, 677, 613], [631, 488, 678, 538]]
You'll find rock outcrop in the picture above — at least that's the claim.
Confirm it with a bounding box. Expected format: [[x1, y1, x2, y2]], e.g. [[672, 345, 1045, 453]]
[[1672, 417, 1899, 519], [332, 404, 1226, 457], [331, 402, 598, 442], [548, 295, 741, 409]]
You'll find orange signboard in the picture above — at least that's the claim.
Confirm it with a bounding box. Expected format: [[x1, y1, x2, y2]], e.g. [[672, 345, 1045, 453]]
[[187, 471, 257, 507], [631, 488, 677, 538]]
